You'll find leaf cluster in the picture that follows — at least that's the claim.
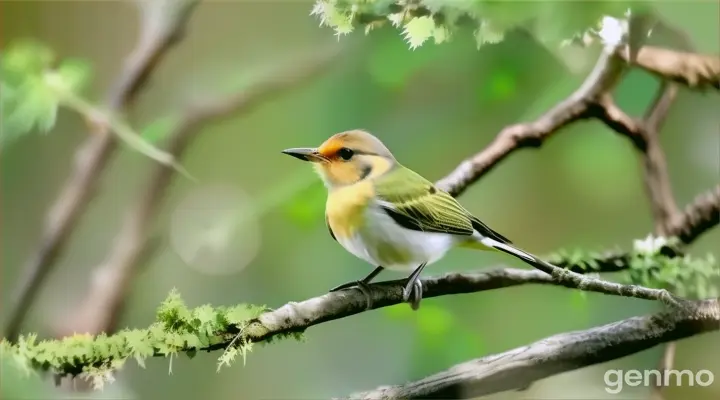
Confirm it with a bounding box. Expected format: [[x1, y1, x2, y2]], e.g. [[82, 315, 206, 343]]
[[1, 39, 192, 177], [549, 236, 720, 299], [1, 39, 91, 146], [623, 251, 719, 299], [310, 0, 641, 50]]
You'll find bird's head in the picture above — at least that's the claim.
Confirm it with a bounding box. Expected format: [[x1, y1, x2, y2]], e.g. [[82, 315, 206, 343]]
[[282, 129, 396, 188]]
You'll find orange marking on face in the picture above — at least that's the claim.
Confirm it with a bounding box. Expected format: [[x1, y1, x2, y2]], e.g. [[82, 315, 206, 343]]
[[317, 136, 345, 159]]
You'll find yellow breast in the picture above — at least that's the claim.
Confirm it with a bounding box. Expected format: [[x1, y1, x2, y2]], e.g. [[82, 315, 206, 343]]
[[325, 180, 375, 239]]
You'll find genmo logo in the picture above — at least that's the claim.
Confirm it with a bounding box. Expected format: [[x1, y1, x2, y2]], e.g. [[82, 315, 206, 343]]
[[604, 369, 714, 394]]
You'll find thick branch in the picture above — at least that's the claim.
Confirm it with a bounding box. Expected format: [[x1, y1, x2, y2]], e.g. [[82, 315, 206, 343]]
[[617, 45, 720, 91], [4, 0, 200, 341], [54, 48, 342, 338], [228, 267, 673, 351], [15, 262, 700, 378], [345, 298, 720, 399]]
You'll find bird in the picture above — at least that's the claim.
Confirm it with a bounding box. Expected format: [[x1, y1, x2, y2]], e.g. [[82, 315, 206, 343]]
[[282, 129, 554, 310]]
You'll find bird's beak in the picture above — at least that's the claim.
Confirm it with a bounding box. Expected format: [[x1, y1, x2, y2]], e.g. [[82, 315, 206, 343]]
[[281, 147, 324, 163]]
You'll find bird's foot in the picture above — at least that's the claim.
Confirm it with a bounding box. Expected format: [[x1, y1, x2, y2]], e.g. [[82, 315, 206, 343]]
[[402, 279, 423, 310], [329, 280, 361, 292], [329, 280, 374, 310]]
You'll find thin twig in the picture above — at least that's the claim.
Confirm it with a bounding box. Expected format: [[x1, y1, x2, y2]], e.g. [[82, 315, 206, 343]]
[[4, 0, 200, 342], [595, 84, 682, 233], [343, 298, 720, 399], [54, 47, 343, 338]]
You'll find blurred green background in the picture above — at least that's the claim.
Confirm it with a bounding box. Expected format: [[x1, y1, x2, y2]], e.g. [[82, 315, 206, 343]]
[[1, 1, 719, 399]]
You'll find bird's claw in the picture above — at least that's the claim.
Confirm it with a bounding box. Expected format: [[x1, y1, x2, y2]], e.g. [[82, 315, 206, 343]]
[[402, 279, 423, 310], [329, 280, 361, 292], [329, 280, 374, 310]]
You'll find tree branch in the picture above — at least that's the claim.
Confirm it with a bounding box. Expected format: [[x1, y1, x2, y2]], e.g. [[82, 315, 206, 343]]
[[617, 45, 720, 91], [596, 84, 682, 234], [670, 184, 720, 245], [53, 47, 342, 338], [435, 45, 626, 196], [344, 298, 720, 400], [1, 259, 708, 379], [4, 0, 200, 342]]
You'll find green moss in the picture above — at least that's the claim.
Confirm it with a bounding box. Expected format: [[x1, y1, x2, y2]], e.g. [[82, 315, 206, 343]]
[[0, 289, 292, 389], [547, 235, 719, 299]]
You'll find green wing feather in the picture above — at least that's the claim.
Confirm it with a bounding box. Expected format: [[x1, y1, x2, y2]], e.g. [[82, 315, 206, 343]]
[[374, 165, 512, 244]]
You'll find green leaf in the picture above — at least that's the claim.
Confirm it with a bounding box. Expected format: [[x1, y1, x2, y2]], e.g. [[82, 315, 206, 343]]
[[216, 346, 239, 372], [55, 58, 92, 93], [141, 115, 180, 144], [311, 0, 354, 36], [402, 16, 436, 50], [1, 39, 54, 82], [474, 20, 506, 48], [224, 304, 259, 325], [1, 77, 58, 142], [0, 40, 93, 146]]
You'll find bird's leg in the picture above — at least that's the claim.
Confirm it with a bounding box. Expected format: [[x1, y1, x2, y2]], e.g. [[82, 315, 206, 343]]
[[329, 266, 384, 292], [328, 266, 384, 311], [402, 263, 427, 310]]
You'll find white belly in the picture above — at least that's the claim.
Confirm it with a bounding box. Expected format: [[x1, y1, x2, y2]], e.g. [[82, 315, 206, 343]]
[[336, 203, 459, 271]]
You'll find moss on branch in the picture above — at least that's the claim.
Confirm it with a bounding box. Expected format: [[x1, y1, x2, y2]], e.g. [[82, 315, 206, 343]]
[[0, 290, 295, 388]]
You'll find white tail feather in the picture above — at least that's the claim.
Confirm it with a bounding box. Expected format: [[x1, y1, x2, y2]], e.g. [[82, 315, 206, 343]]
[[479, 236, 555, 275], [480, 237, 537, 263]]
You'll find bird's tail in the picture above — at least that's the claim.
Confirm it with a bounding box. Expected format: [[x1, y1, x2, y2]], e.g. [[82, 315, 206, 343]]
[[466, 235, 555, 275]]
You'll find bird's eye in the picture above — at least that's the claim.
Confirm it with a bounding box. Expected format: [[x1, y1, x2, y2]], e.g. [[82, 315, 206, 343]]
[[338, 147, 354, 160]]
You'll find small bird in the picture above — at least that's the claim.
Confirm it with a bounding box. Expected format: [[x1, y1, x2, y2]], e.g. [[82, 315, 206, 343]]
[[282, 130, 553, 310]]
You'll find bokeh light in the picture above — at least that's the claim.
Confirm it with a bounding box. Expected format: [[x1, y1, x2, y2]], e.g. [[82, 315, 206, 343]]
[[169, 183, 260, 276]]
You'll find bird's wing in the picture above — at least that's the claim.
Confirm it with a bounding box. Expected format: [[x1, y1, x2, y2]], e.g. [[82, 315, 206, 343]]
[[374, 166, 475, 236], [374, 166, 512, 243]]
